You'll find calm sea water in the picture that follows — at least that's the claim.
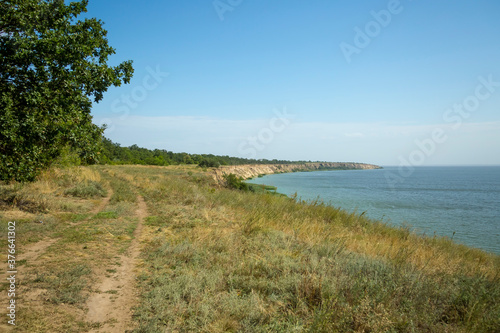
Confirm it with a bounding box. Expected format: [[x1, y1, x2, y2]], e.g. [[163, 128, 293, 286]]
[[247, 166, 500, 254]]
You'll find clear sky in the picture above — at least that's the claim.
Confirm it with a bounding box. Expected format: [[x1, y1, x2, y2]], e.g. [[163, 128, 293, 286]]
[[87, 0, 500, 166]]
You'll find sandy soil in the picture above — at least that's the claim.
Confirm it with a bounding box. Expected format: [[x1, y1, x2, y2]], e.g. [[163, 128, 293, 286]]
[[86, 195, 147, 332]]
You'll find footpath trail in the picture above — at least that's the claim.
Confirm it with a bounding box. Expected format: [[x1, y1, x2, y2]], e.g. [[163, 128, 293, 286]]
[[0, 190, 113, 332], [86, 195, 147, 332], [1, 189, 113, 282]]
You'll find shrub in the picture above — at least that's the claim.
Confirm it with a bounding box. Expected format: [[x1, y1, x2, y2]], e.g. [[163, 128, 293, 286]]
[[223, 173, 249, 191], [198, 159, 221, 168]]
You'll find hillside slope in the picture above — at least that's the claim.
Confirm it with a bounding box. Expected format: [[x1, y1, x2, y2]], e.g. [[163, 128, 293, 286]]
[[1, 165, 498, 332]]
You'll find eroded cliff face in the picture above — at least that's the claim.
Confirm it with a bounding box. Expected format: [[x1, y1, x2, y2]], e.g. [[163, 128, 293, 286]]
[[212, 162, 381, 184]]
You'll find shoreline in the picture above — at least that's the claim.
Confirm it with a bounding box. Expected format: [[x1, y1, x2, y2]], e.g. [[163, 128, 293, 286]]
[[212, 162, 382, 184], [1, 164, 498, 331], [244, 166, 500, 255]]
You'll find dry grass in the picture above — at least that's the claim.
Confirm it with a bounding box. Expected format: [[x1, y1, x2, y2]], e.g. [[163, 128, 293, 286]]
[[114, 165, 499, 332], [1, 164, 498, 332], [0, 165, 140, 332]]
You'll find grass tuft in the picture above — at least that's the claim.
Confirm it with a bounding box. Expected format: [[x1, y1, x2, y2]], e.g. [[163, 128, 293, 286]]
[[64, 180, 107, 198], [34, 264, 92, 304]]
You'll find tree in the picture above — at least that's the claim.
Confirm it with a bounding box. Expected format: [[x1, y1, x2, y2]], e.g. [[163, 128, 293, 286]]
[[0, 0, 133, 181], [198, 158, 220, 168]]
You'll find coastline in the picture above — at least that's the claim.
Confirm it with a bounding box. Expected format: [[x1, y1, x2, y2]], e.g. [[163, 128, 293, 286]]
[[1, 164, 498, 331], [244, 166, 500, 254], [212, 162, 382, 184]]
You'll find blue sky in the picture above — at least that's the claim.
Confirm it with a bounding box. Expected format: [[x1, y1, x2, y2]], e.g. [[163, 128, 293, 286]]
[[87, 0, 500, 165]]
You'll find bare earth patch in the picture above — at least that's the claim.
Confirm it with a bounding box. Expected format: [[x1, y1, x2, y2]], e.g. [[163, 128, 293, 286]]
[[0, 189, 114, 281], [0, 230, 58, 332], [0, 188, 114, 331], [86, 195, 147, 332]]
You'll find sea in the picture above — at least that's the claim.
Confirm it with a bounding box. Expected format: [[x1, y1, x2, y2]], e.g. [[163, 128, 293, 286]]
[[247, 166, 500, 254]]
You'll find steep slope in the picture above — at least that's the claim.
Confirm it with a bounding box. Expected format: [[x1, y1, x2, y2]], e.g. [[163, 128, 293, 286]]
[[213, 162, 381, 183]]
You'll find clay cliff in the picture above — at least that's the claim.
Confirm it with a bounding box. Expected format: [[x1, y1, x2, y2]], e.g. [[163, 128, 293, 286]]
[[212, 162, 382, 184]]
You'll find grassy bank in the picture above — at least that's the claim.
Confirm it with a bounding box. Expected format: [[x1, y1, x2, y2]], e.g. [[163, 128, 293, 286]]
[[1, 165, 499, 332]]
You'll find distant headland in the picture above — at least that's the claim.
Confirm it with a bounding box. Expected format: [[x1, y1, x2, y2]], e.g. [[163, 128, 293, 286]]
[[213, 162, 382, 183]]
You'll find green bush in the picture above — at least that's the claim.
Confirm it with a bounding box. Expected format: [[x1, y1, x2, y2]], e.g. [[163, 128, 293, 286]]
[[198, 159, 221, 168], [223, 173, 249, 191]]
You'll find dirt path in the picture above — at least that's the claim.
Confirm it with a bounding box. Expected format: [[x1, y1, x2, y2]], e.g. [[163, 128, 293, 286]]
[[69, 189, 113, 226], [0, 190, 113, 283], [93, 189, 114, 214], [0, 190, 114, 331], [86, 195, 147, 332], [1, 189, 113, 277]]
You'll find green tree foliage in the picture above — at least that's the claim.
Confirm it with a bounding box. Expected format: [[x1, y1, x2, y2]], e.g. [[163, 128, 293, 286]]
[[223, 173, 249, 191], [99, 138, 315, 167], [198, 158, 220, 168], [0, 0, 133, 181]]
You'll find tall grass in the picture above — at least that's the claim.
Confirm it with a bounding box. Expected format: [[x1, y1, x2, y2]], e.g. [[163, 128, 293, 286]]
[[117, 165, 499, 333], [2, 165, 498, 332], [64, 180, 107, 198]]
